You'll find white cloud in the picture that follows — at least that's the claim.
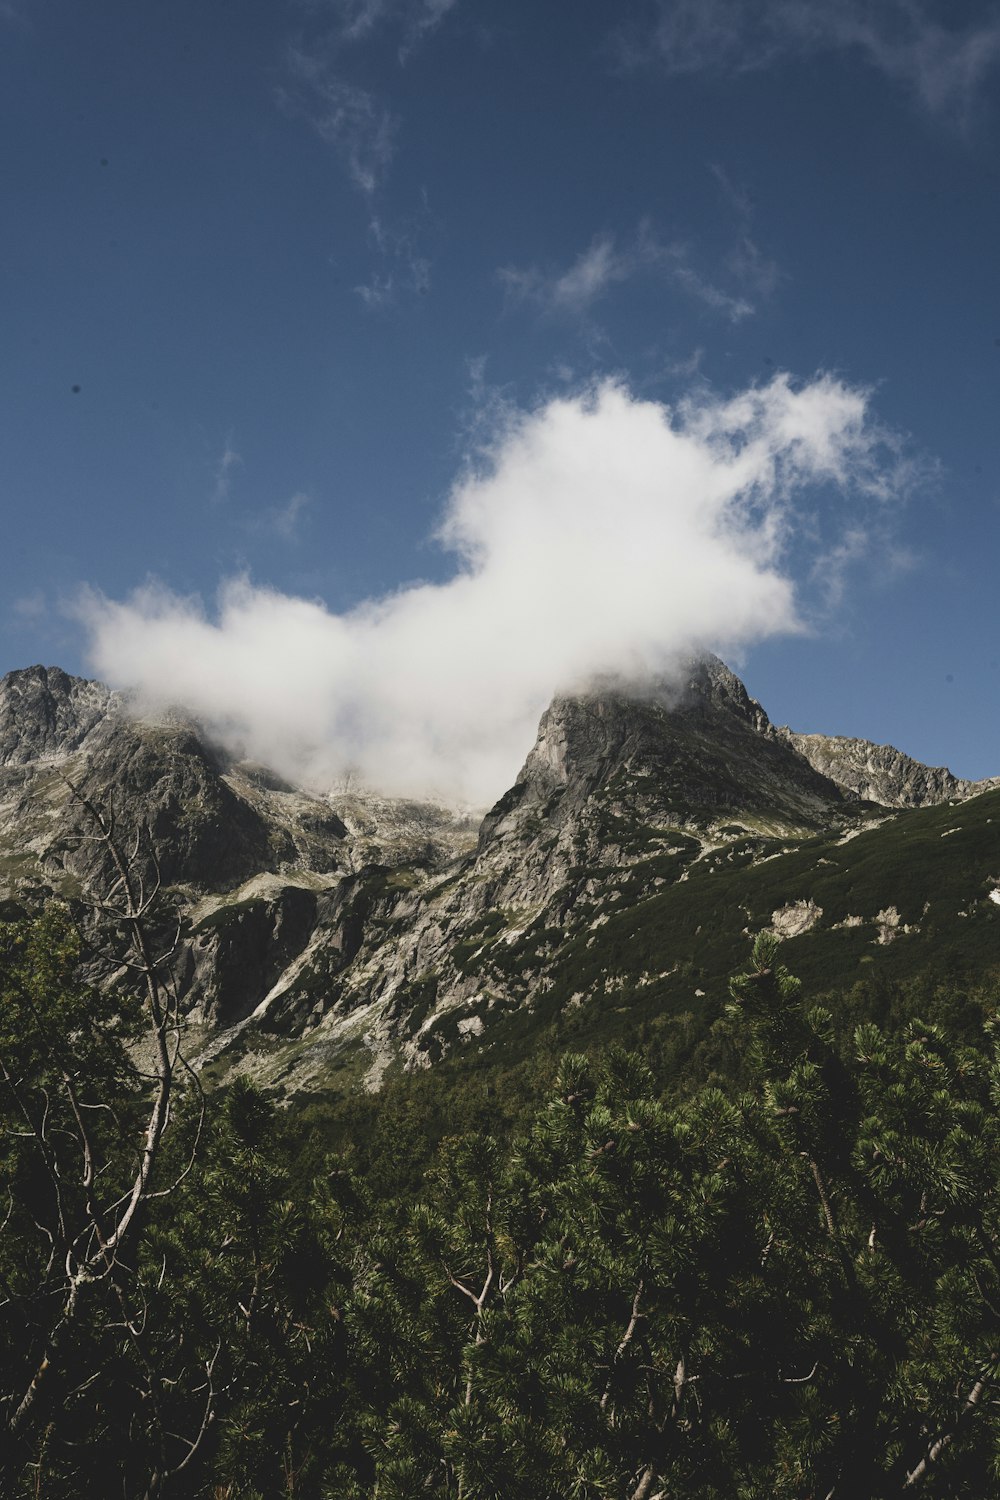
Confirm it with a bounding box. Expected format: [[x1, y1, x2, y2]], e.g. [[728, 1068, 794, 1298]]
[[78, 373, 903, 805], [624, 0, 1000, 128]]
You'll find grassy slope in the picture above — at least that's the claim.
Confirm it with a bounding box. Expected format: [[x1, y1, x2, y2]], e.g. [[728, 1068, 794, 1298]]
[[465, 786, 1000, 1028], [285, 789, 1000, 1192]]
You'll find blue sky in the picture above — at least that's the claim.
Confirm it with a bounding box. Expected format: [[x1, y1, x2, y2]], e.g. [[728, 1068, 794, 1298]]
[[2, 0, 999, 797]]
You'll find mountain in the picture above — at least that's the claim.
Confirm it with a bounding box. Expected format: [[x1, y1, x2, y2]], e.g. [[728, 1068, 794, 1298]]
[[778, 726, 998, 808], [0, 659, 997, 1096]]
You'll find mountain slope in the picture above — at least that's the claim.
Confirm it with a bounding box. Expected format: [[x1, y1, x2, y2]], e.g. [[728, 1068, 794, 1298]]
[[0, 665, 476, 1030], [227, 661, 1000, 1092], [0, 659, 996, 1097]]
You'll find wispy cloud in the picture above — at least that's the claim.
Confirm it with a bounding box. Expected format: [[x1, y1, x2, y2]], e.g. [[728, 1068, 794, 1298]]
[[355, 272, 396, 309], [246, 492, 312, 544], [211, 435, 242, 506], [499, 224, 757, 325], [10, 590, 46, 624], [711, 164, 783, 302], [809, 524, 870, 609], [498, 234, 633, 319], [282, 47, 397, 195], [79, 372, 910, 804], [319, 0, 460, 57], [663, 251, 755, 322], [282, 0, 455, 269], [321, 0, 389, 43], [660, 347, 706, 380], [620, 0, 1000, 129], [355, 213, 432, 307]]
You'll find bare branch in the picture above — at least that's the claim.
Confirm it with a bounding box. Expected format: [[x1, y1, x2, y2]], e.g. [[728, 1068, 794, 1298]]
[[780, 1361, 819, 1385], [7, 783, 194, 1450], [903, 1376, 989, 1487], [144, 1338, 222, 1497], [601, 1280, 645, 1416]]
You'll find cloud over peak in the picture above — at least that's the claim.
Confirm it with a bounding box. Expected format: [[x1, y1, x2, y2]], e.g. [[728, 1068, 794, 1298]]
[[79, 374, 905, 805]]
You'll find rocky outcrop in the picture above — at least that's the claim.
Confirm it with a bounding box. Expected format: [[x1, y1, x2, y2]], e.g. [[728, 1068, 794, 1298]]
[[770, 899, 823, 939], [0, 665, 119, 765], [777, 729, 997, 809], [179, 880, 323, 1027], [330, 790, 480, 870], [472, 659, 853, 910], [0, 666, 473, 1028]]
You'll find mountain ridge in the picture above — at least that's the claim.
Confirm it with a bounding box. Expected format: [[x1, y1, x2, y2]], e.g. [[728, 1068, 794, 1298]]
[[1, 658, 997, 1095], [777, 725, 998, 808]]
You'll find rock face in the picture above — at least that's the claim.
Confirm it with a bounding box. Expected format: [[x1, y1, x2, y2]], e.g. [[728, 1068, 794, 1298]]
[[0, 658, 995, 1094], [465, 658, 853, 924], [0, 669, 339, 896], [777, 728, 996, 809], [0, 665, 117, 765], [271, 658, 862, 1086], [0, 665, 475, 1028]]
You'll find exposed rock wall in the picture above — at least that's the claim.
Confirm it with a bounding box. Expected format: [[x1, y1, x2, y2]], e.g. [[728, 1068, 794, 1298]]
[[778, 728, 997, 809]]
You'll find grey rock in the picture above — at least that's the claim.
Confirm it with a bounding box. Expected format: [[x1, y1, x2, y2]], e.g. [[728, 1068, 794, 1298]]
[[778, 728, 998, 809], [0, 664, 119, 765]]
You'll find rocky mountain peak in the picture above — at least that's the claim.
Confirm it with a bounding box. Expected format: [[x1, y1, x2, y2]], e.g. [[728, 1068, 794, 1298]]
[[511, 655, 772, 792], [0, 665, 120, 767], [680, 654, 773, 733], [478, 655, 847, 863]]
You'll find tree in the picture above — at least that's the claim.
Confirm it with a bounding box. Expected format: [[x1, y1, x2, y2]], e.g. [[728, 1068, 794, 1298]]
[[5, 867, 1000, 1498], [354, 934, 1000, 1497], [0, 790, 207, 1495]]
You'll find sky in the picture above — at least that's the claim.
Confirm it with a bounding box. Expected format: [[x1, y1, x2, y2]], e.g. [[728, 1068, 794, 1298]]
[[2, 0, 999, 800]]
